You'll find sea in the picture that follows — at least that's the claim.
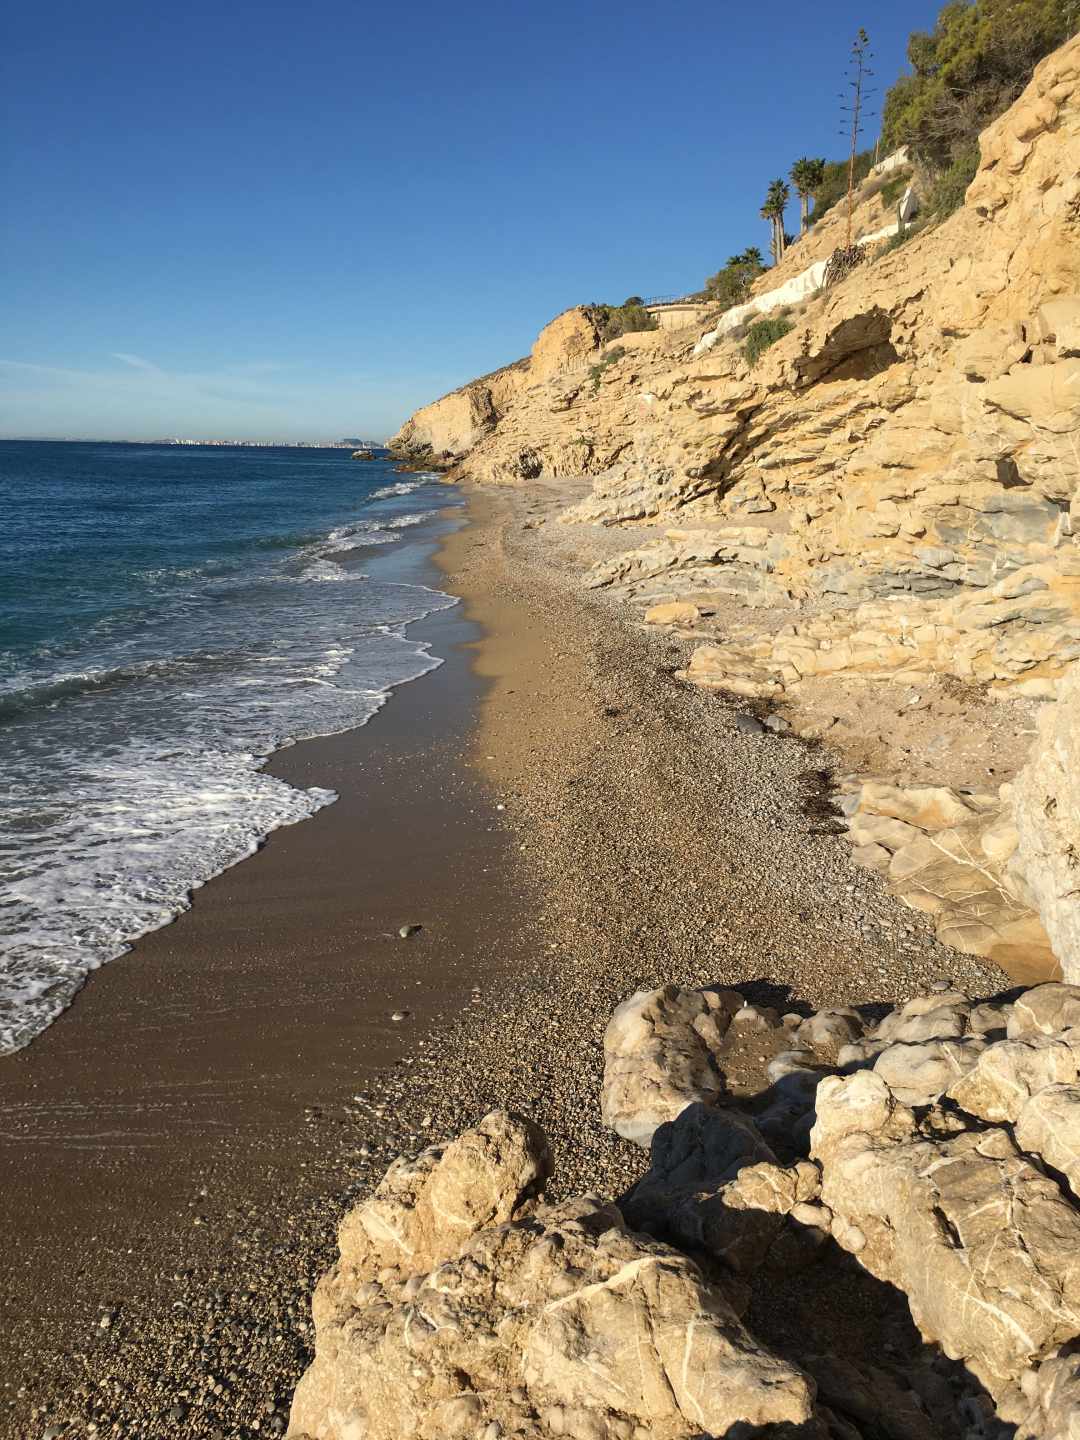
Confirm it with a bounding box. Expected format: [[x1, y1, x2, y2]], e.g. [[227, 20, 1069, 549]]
[[0, 440, 458, 1054]]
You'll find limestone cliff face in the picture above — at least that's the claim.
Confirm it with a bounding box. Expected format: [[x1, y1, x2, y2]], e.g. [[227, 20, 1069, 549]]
[[1013, 664, 1080, 978], [389, 35, 1080, 978], [387, 307, 610, 465], [387, 360, 528, 465], [527, 305, 606, 380], [429, 35, 1080, 704]]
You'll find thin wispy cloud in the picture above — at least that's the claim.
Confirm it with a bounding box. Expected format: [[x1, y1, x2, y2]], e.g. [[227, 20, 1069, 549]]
[[111, 352, 163, 374], [0, 353, 376, 438], [1, 356, 292, 399], [0, 358, 84, 377]]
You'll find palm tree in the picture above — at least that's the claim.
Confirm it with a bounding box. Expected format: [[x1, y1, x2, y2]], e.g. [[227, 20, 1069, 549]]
[[728, 246, 765, 271], [760, 179, 790, 263], [759, 198, 775, 262], [790, 158, 826, 234], [728, 247, 766, 301], [769, 180, 790, 256]]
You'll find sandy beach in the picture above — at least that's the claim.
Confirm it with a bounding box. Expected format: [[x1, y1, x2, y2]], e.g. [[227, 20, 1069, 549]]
[[0, 482, 1014, 1440]]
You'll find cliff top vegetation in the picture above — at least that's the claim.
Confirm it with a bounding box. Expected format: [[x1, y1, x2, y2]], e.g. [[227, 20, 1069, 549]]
[[883, 0, 1078, 171], [695, 0, 1079, 314], [590, 299, 658, 343]]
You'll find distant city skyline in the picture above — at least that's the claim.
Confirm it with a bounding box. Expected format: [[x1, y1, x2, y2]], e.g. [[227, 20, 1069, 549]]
[[2, 0, 945, 440], [0, 434, 384, 448]]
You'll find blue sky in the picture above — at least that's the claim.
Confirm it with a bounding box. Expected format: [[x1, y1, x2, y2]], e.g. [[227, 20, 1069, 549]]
[[1, 0, 944, 441]]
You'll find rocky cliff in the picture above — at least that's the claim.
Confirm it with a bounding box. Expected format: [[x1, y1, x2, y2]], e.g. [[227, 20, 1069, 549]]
[[457, 35, 1080, 678], [440, 35, 1079, 671], [286, 41, 1080, 1440], [387, 359, 528, 465], [388, 35, 1080, 984], [387, 308, 609, 465]]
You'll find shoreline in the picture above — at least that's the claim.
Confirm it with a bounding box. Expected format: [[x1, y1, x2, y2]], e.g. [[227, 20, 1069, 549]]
[[1, 480, 1015, 1439], [0, 507, 531, 1439]]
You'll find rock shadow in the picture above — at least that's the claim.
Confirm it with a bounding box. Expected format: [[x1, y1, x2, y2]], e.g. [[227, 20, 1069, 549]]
[[618, 1103, 1015, 1438]]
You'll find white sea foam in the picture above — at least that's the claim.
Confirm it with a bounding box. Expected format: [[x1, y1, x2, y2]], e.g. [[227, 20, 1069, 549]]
[[0, 485, 458, 1054], [371, 480, 424, 499], [1, 749, 339, 1051]]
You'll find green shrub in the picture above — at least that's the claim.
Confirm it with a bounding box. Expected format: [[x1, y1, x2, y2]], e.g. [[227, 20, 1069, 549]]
[[743, 318, 794, 367], [593, 302, 656, 343], [924, 141, 981, 216], [811, 150, 876, 222], [882, 0, 1078, 173], [703, 248, 767, 314], [878, 168, 914, 209], [858, 172, 892, 204], [588, 346, 626, 391], [880, 220, 924, 255]]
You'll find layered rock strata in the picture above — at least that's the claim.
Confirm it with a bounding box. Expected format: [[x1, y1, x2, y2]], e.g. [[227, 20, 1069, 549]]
[[827, 656, 1080, 982], [833, 778, 1055, 973], [1012, 661, 1080, 977], [410, 36, 1080, 698], [387, 36, 1080, 977], [387, 308, 610, 466]]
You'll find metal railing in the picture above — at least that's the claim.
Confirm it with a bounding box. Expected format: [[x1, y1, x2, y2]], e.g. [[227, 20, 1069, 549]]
[[643, 293, 704, 307]]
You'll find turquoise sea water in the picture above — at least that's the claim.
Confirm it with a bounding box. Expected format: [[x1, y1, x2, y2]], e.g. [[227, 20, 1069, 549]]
[[0, 440, 457, 1053]]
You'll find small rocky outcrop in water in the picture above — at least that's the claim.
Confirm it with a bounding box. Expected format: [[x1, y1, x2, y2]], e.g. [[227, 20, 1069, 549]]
[[290, 979, 1080, 1438]]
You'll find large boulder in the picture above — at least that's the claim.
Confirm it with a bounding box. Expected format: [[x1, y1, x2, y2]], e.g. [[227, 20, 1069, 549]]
[[1016, 1083, 1080, 1201], [288, 1111, 817, 1440], [600, 985, 741, 1146], [871, 1034, 987, 1107], [292, 977, 1080, 1437], [811, 1070, 1080, 1409], [619, 1103, 817, 1275], [334, 1108, 551, 1277], [1016, 1349, 1080, 1439], [1009, 982, 1080, 1039], [947, 1036, 1080, 1123]]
